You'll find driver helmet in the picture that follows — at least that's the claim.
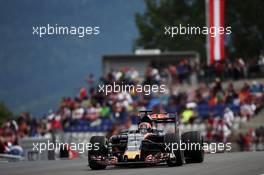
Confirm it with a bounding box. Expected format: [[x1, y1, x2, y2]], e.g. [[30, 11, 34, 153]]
[[138, 122, 152, 133]]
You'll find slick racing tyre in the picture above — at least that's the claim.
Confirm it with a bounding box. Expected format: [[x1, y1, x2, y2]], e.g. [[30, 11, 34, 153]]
[[88, 136, 108, 170], [164, 133, 184, 166], [182, 131, 204, 163]]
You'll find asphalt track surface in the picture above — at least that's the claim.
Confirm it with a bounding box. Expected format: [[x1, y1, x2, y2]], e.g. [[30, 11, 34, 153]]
[[1, 152, 264, 175]]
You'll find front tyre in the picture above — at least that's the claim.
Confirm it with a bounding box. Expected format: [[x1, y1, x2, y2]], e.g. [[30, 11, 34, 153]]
[[164, 133, 184, 166], [88, 136, 108, 170], [182, 131, 204, 163]]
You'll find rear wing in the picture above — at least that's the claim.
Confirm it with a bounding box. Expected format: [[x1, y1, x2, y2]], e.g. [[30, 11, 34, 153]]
[[138, 111, 180, 133], [150, 113, 179, 123]]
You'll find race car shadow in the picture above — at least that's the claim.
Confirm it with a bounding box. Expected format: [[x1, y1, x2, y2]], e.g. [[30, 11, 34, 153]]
[[111, 164, 168, 170], [86, 163, 180, 171]]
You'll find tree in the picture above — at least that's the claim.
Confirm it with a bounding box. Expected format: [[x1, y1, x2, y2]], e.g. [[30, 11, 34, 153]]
[[0, 101, 13, 125], [225, 0, 264, 59], [134, 0, 264, 61]]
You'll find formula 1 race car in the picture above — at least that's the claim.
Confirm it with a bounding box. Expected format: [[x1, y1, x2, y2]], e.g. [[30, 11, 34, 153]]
[[88, 111, 204, 170]]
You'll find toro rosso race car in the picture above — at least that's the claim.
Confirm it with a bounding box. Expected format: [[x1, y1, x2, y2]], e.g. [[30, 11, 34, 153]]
[[88, 111, 204, 170]]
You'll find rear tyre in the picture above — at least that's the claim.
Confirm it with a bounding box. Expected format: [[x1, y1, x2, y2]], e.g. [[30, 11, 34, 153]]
[[88, 136, 108, 170], [164, 133, 184, 166], [182, 131, 204, 163]]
